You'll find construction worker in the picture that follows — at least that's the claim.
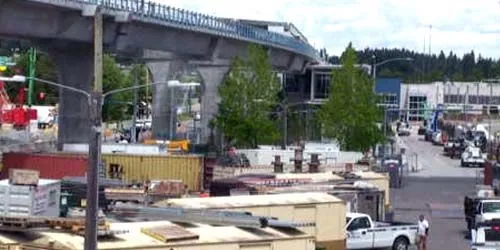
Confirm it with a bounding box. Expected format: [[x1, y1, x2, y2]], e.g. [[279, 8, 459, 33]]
[[417, 214, 430, 250]]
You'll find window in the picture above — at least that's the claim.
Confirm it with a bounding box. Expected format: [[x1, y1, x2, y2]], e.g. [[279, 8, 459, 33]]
[[408, 95, 427, 121], [313, 73, 331, 99], [482, 202, 500, 213], [347, 217, 371, 231], [469, 95, 478, 104], [378, 93, 398, 109]]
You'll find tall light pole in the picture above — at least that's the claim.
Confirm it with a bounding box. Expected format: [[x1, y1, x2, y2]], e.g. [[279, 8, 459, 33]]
[[371, 56, 414, 137]]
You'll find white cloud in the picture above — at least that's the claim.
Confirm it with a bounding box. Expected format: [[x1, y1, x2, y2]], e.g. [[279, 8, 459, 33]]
[[155, 0, 500, 58]]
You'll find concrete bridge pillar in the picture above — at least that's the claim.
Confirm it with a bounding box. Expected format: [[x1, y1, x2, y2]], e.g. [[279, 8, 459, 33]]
[[147, 60, 185, 140], [50, 45, 93, 150], [197, 66, 229, 144]]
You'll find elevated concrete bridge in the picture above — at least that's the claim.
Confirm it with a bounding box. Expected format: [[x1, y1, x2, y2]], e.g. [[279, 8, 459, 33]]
[[0, 0, 320, 146]]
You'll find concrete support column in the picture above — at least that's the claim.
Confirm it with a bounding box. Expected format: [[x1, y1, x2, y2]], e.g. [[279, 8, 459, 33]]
[[147, 60, 185, 140], [197, 66, 229, 144], [50, 45, 93, 150]]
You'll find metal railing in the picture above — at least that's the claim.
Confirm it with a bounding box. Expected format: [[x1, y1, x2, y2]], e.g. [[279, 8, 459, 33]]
[[31, 0, 320, 60]]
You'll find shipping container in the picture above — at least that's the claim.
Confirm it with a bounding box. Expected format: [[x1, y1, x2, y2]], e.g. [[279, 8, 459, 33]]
[[2, 152, 204, 192], [101, 154, 203, 192], [158, 192, 346, 250], [1, 152, 88, 180], [0, 178, 60, 217]]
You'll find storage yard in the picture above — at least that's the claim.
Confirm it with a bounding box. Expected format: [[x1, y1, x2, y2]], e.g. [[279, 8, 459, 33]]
[[0, 142, 406, 250]]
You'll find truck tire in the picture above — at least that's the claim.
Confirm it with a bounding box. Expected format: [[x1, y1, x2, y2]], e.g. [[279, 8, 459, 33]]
[[392, 236, 409, 250]]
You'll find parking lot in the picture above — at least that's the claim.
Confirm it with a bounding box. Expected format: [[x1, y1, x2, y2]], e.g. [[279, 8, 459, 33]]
[[391, 131, 480, 250]]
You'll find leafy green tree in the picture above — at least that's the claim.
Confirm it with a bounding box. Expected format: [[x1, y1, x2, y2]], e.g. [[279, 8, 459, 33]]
[[214, 44, 281, 148], [102, 55, 129, 122], [318, 43, 384, 151]]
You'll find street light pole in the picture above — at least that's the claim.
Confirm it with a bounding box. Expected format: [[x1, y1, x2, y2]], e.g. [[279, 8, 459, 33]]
[[371, 57, 414, 138], [169, 88, 175, 140], [131, 65, 139, 143], [85, 9, 103, 250], [283, 104, 288, 149]]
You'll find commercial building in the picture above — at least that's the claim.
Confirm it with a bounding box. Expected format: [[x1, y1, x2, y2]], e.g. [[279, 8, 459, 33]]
[[375, 78, 402, 121], [283, 64, 372, 142], [400, 81, 500, 121]]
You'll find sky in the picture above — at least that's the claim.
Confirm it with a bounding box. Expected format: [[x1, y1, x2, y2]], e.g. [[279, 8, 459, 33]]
[[155, 0, 500, 58]]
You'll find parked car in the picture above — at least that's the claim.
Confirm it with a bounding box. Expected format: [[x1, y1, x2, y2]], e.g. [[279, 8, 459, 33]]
[[461, 146, 487, 167], [397, 122, 411, 136], [346, 212, 418, 250]]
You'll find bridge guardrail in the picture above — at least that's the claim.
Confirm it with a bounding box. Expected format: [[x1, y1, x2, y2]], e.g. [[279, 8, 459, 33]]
[[38, 0, 320, 61]]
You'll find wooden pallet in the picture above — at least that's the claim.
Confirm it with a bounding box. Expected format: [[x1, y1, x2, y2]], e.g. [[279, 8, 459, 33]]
[[141, 225, 199, 242]]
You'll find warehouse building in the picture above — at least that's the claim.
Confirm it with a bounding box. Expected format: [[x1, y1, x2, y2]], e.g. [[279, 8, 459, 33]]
[[400, 81, 500, 121]]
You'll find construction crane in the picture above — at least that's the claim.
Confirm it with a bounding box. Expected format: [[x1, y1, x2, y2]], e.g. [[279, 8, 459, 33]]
[[0, 81, 37, 130]]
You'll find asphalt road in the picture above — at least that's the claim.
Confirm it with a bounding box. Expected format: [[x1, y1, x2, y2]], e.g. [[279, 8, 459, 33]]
[[393, 177, 477, 250], [398, 131, 480, 178], [390, 131, 480, 250]]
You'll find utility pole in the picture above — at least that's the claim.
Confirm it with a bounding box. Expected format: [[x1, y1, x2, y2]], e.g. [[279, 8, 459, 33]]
[[283, 104, 288, 150], [27, 48, 36, 106], [131, 64, 139, 143], [84, 8, 103, 250], [169, 87, 175, 140]]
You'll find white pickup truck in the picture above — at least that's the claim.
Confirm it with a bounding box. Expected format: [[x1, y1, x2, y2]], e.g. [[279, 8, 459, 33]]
[[346, 212, 418, 250], [470, 220, 500, 250]]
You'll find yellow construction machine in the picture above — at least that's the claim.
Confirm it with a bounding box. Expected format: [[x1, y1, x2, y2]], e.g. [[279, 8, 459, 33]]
[[143, 139, 190, 152]]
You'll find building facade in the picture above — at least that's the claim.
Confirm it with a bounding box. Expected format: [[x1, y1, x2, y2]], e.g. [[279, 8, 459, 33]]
[[375, 78, 401, 122], [400, 81, 500, 121]]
